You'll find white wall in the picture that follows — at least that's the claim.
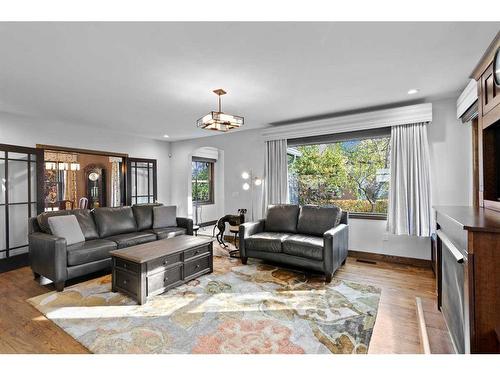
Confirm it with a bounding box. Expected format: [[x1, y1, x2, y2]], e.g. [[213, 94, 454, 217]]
[[169, 97, 472, 260], [0, 112, 171, 203], [170, 130, 264, 223]]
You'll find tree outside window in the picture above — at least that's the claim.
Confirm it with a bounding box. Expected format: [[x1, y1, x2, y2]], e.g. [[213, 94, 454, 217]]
[[288, 136, 390, 216], [192, 158, 214, 204]]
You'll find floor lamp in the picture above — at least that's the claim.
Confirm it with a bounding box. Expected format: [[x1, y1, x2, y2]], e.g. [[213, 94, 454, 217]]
[[241, 170, 262, 222]]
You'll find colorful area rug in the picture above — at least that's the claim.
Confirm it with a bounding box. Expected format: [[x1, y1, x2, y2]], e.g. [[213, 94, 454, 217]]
[[28, 256, 381, 354]]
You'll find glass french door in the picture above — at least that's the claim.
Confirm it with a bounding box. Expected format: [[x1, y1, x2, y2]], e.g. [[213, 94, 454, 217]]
[[126, 158, 157, 205], [0, 144, 42, 263]]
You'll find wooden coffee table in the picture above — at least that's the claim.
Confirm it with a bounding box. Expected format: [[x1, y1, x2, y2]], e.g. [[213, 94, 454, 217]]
[[110, 235, 213, 304]]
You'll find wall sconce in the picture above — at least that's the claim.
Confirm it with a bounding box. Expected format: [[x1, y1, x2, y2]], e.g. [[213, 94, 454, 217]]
[[45, 162, 57, 170], [70, 163, 81, 171]]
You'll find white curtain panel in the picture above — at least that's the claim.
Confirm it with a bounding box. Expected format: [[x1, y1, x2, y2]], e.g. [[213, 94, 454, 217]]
[[387, 122, 433, 237], [110, 161, 121, 207], [263, 139, 288, 214]]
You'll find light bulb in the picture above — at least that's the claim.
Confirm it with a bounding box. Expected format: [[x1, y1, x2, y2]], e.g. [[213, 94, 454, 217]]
[[242, 182, 250, 190], [254, 178, 262, 186], [241, 171, 250, 179]]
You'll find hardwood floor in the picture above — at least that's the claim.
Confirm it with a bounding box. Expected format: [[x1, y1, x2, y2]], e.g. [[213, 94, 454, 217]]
[[0, 252, 444, 354]]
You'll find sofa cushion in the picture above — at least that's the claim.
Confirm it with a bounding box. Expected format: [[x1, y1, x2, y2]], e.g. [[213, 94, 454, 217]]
[[93, 207, 137, 238], [282, 234, 324, 261], [71, 209, 99, 240], [105, 231, 156, 249], [245, 232, 290, 253], [153, 205, 177, 229], [48, 215, 85, 246], [297, 205, 342, 236], [148, 227, 186, 240], [133, 203, 163, 231], [36, 210, 70, 234], [67, 239, 117, 266], [265, 204, 300, 233]]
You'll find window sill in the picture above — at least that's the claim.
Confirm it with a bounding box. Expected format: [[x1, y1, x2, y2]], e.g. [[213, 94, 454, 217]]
[[193, 201, 215, 206], [348, 213, 387, 221]]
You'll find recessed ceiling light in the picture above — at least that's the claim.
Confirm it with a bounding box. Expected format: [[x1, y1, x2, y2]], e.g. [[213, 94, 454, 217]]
[[163, 134, 169, 138], [407, 88, 419, 95]]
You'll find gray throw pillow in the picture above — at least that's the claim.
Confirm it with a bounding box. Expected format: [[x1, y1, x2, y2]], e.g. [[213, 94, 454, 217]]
[[153, 205, 177, 229], [48, 215, 85, 245]]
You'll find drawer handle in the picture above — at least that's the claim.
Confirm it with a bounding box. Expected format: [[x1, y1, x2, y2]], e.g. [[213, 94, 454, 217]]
[[123, 264, 127, 269], [123, 279, 128, 285], [196, 264, 200, 269], [194, 250, 199, 255], [437, 230, 465, 264], [164, 277, 169, 282], [163, 260, 168, 265]]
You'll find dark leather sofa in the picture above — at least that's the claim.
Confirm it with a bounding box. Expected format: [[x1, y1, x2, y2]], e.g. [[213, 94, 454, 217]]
[[29, 204, 192, 291], [239, 204, 348, 282]]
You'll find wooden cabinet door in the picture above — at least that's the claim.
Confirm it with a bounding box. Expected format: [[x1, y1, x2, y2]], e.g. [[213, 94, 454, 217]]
[[480, 63, 500, 125]]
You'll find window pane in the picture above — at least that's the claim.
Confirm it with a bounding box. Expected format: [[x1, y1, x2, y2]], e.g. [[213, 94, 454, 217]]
[[149, 165, 154, 200], [0, 159, 5, 205], [30, 161, 37, 203], [136, 166, 148, 196], [0, 207, 5, 250], [288, 137, 390, 214], [8, 152, 29, 161], [137, 196, 149, 204], [131, 166, 136, 196], [9, 203, 29, 248], [10, 246, 28, 256], [8, 160, 29, 203], [192, 160, 212, 203]]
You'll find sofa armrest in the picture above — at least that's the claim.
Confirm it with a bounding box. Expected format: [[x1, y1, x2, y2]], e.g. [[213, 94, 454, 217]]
[[176, 217, 193, 235], [323, 224, 349, 276], [238, 220, 265, 256], [29, 232, 67, 283]]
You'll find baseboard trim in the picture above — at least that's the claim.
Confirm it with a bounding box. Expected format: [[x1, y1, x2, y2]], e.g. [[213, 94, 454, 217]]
[[348, 250, 432, 269], [0, 253, 30, 273]]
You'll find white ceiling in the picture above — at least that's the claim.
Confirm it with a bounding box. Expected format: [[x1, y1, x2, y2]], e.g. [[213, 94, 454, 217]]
[[0, 22, 498, 141]]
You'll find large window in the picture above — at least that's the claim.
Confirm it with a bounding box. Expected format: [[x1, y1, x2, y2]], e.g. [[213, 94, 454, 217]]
[[192, 157, 214, 205], [288, 129, 390, 218]]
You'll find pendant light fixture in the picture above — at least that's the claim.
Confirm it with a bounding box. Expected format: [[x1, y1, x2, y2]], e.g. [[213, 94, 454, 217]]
[[196, 89, 244, 132]]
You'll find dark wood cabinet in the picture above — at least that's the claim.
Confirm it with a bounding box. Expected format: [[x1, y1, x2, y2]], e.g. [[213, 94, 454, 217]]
[[435, 206, 500, 353], [471, 33, 500, 212], [111, 237, 213, 304]]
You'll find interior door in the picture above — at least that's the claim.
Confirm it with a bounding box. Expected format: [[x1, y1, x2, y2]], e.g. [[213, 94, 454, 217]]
[[126, 158, 157, 205], [0, 144, 43, 269]]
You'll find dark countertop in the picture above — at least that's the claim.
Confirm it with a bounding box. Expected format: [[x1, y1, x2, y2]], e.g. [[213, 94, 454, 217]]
[[434, 205, 500, 233]]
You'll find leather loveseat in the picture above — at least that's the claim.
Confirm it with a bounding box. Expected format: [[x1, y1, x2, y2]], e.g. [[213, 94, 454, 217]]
[[29, 204, 192, 291], [239, 204, 348, 282]]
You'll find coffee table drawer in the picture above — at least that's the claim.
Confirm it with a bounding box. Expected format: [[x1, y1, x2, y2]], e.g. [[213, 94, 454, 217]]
[[147, 252, 182, 274], [115, 258, 140, 274], [147, 265, 183, 295], [185, 254, 211, 278], [115, 269, 139, 297], [184, 244, 210, 260]]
